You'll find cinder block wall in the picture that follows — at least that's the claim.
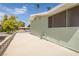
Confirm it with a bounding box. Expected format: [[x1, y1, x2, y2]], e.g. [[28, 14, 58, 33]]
[[0, 33, 16, 55]]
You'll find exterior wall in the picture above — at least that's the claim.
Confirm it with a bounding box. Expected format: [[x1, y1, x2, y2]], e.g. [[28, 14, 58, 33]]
[[31, 15, 79, 52], [46, 27, 79, 52], [31, 16, 48, 37], [31, 17, 79, 52], [30, 5, 79, 52]]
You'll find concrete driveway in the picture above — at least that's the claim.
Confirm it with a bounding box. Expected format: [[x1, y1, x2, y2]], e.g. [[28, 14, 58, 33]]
[[3, 32, 79, 56]]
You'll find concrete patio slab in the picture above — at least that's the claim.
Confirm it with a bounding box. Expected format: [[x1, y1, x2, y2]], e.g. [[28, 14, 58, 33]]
[[3, 32, 79, 56]]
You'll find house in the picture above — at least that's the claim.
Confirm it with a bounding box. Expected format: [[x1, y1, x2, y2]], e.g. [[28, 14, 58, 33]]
[[18, 27, 26, 32], [29, 3, 79, 52]]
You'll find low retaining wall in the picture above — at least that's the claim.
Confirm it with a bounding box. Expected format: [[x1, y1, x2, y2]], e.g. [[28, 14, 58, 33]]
[[0, 33, 16, 55], [31, 27, 79, 52], [45, 27, 79, 52]]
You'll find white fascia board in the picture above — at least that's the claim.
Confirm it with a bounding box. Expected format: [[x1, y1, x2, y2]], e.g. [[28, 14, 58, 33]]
[[29, 3, 79, 23], [48, 3, 79, 16]]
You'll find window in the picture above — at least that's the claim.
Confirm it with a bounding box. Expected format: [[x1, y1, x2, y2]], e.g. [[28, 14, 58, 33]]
[[48, 11, 66, 28], [48, 16, 53, 28], [54, 11, 66, 27], [48, 5, 79, 28], [68, 6, 79, 27]]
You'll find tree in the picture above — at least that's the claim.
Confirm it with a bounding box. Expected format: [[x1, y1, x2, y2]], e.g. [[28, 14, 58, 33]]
[[3, 14, 8, 21], [47, 7, 52, 11], [1, 15, 25, 33], [35, 4, 40, 13], [9, 15, 16, 20], [17, 21, 25, 28], [2, 19, 15, 33], [36, 4, 40, 9], [2, 15, 17, 33]]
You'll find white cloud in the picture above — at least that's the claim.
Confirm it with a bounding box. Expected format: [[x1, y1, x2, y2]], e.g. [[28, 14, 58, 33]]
[[0, 12, 11, 19], [0, 4, 28, 15], [23, 6, 27, 9], [0, 4, 28, 20], [14, 6, 27, 14], [0, 12, 6, 16], [0, 12, 6, 20], [0, 5, 12, 12], [6, 7, 13, 12]]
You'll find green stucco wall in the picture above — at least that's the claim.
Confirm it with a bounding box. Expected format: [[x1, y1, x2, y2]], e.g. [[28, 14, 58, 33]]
[[31, 16, 48, 37], [31, 16, 79, 52]]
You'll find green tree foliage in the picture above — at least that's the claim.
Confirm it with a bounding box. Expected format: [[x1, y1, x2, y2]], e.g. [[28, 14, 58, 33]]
[[1, 15, 25, 33], [47, 7, 52, 10], [3, 15, 8, 21], [35, 4, 40, 13], [36, 4, 40, 9], [2, 15, 17, 33], [2, 19, 15, 32], [17, 21, 25, 27]]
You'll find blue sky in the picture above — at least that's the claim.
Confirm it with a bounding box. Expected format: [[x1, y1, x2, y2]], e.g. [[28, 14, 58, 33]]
[[0, 3, 60, 26]]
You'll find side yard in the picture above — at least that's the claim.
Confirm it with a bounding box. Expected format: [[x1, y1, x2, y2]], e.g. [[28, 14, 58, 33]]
[[3, 32, 79, 56]]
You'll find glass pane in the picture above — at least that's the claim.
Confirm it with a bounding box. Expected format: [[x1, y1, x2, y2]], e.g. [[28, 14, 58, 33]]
[[48, 16, 53, 28], [68, 6, 79, 27], [54, 11, 66, 27]]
